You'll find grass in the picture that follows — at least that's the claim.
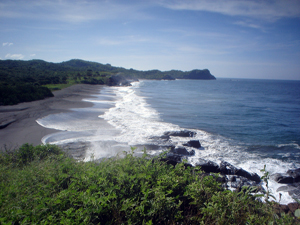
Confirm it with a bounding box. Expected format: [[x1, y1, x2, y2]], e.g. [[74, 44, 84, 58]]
[[43, 79, 78, 91], [0, 144, 298, 224], [44, 83, 75, 91]]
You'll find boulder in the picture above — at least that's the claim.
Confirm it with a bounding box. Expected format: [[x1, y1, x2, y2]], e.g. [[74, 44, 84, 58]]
[[195, 159, 220, 173], [183, 140, 201, 148], [164, 130, 196, 137], [272, 173, 294, 184], [170, 147, 195, 156], [159, 154, 183, 166], [288, 183, 300, 200], [227, 175, 261, 192], [287, 168, 300, 183], [219, 161, 261, 183]]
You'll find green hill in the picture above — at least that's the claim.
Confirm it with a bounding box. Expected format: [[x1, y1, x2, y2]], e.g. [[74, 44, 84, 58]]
[[0, 59, 216, 105]]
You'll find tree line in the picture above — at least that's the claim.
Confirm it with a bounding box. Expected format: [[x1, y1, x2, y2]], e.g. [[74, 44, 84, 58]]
[[0, 59, 215, 105]]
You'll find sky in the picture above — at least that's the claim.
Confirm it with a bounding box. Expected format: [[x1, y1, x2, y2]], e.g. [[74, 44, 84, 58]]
[[1, 0, 300, 80]]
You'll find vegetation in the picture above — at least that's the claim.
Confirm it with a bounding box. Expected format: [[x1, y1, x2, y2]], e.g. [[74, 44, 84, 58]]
[[0, 144, 298, 224], [0, 59, 215, 105]]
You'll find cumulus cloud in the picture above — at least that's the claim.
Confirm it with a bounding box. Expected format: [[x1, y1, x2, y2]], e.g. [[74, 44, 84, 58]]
[[5, 53, 24, 59], [159, 0, 300, 21], [3, 42, 13, 46], [30, 53, 36, 57]]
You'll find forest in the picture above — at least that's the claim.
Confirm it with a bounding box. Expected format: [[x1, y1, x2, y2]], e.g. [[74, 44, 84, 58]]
[[0, 59, 216, 105]]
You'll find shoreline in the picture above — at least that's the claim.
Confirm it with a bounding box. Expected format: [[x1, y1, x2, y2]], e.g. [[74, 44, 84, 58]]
[[0, 84, 102, 150]]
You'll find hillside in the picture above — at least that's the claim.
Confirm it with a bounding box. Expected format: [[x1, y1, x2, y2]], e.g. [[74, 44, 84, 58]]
[[0, 59, 216, 105]]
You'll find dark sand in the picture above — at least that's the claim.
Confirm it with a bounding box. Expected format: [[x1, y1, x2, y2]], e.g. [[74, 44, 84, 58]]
[[0, 84, 102, 150]]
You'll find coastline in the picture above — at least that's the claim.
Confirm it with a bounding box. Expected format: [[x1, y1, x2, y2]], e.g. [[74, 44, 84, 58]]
[[0, 84, 102, 150]]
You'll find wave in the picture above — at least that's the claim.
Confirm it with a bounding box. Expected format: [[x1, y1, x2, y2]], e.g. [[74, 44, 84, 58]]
[[36, 81, 300, 204], [98, 81, 299, 204]]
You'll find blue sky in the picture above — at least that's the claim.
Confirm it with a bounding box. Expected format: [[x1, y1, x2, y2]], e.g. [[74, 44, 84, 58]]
[[1, 0, 300, 80]]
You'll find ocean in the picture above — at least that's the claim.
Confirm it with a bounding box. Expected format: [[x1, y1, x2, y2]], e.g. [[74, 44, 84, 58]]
[[37, 78, 300, 204]]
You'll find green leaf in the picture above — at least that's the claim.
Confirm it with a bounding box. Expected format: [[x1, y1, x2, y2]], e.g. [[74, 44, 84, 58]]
[[294, 209, 300, 218]]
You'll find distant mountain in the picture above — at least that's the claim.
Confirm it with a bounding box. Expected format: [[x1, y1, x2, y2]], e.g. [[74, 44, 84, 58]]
[[184, 69, 216, 80], [0, 59, 216, 105], [0, 59, 216, 81]]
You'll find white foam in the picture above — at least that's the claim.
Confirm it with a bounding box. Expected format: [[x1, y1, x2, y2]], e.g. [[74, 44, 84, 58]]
[[99, 83, 179, 145], [36, 81, 300, 204], [278, 142, 300, 149]]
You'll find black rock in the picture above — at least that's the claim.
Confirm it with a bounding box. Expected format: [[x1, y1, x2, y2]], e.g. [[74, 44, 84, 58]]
[[272, 173, 294, 184], [195, 159, 220, 173], [108, 75, 132, 86], [219, 161, 261, 183], [219, 161, 238, 175], [288, 183, 300, 200], [287, 168, 300, 183], [227, 175, 261, 192], [184, 69, 216, 80], [159, 154, 183, 166], [183, 140, 201, 148], [170, 147, 195, 156], [164, 130, 196, 137], [236, 168, 261, 184]]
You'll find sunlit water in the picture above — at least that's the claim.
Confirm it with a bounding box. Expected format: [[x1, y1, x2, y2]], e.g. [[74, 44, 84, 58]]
[[37, 78, 300, 204]]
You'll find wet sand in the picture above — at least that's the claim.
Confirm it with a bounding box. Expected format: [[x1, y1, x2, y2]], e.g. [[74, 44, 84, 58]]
[[0, 84, 102, 151]]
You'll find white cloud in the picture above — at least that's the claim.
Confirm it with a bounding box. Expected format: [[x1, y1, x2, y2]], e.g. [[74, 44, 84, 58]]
[[3, 42, 13, 46], [5, 53, 24, 59], [159, 0, 300, 21], [0, 0, 152, 23], [233, 20, 266, 32], [30, 53, 36, 57]]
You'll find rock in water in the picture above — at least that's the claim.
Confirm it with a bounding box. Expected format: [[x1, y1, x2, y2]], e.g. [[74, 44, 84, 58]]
[[164, 130, 196, 137], [170, 147, 195, 156], [183, 140, 201, 148], [195, 159, 220, 173], [272, 173, 294, 184], [108, 75, 131, 86], [219, 161, 261, 183], [287, 168, 300, 183]]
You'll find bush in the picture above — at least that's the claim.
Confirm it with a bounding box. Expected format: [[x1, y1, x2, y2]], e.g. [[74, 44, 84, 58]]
[[0, 143, 63, 167], [0, 84, 54, 105], [0, 146, 298, 224]]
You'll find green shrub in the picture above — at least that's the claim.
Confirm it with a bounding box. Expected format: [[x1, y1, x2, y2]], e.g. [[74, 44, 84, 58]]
[[0, 143, 63, 167], [0, 146, 298, 224]]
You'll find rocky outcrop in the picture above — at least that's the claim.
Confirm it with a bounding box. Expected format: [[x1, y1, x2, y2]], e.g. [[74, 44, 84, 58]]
[[219, 161, 261, 183], [195, 159, 220, 173], [183, 140, 201, 148], [277, 183, 300, 200], [183, 69, 216, 80], [272, 168, 300, 184], [107, 75, 132, 86], [287, 168, 300, 183], [169, 147, 195, 156], [160, 153, 261, 186], [225, 175, 262, 192], [164, 130, 196, 137]]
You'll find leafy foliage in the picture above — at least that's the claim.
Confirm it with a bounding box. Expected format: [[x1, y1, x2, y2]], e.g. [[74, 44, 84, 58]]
[[0, 145, 298, 224], [0, 59, 216, 105], [0, 83, 53, 105]]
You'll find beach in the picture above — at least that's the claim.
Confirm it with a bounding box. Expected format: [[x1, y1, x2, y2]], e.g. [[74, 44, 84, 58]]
[[0, 84, 101, 151]]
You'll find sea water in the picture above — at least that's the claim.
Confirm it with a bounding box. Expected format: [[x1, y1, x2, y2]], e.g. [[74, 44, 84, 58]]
[[37, 78, 300, 204]]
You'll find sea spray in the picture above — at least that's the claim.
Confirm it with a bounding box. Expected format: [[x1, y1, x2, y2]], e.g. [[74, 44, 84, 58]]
[[36, 79, 300, 204]]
